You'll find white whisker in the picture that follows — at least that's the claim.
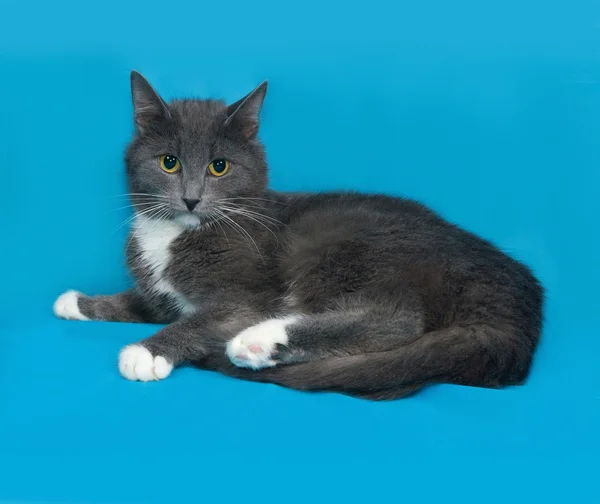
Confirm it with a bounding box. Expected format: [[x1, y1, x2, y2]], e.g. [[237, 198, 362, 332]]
[[214, 209, 264, 263], [217, 206, 280, 245], [113, 203, 168, 234], [218, 205, 283, 226]]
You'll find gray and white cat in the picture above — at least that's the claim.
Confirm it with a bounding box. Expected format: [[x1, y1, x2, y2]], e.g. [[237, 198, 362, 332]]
[[53, 71, 544, 400]]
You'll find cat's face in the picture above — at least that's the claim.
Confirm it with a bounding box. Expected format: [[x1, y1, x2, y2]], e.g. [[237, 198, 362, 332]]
[[125, 71, 268, 228]]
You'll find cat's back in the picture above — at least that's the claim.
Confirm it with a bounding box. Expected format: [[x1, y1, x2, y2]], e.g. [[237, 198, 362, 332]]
[[272, 190, 536, 290], [274, 191, 436, 221], [273, 190, 542, 329], [274, 191, 463, 251]]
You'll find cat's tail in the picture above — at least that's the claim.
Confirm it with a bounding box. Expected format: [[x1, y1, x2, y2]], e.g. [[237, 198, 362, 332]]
[[227, 324, 537, 400]]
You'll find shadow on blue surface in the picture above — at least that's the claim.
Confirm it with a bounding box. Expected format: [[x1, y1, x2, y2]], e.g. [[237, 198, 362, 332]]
[[1, 0, 599, 502]]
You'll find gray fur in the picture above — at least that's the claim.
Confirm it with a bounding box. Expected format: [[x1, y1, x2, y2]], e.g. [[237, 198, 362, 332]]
[[69, 71, 544, 400]]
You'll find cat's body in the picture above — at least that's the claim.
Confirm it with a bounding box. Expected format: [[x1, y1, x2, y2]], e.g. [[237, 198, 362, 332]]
[[53, 72, 544, 400]]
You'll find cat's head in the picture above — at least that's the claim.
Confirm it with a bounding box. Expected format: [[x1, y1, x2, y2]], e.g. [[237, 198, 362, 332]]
[[125, 71, 268, 229]]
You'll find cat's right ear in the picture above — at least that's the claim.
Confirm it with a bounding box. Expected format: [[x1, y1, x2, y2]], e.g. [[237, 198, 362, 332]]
[[224, 81, 268, 139], [130, 71, 171, 133]]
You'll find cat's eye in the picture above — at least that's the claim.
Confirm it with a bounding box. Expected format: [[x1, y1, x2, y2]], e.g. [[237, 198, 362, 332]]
[[159, 155, 181, 173], [208, 159, 230, 177]]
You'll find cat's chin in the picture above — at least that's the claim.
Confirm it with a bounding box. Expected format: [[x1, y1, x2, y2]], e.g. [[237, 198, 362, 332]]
[[174, 213, 202, 229]]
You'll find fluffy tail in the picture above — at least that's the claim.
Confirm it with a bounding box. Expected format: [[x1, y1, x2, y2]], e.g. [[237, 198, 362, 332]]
[[218, 324, 538, 400]]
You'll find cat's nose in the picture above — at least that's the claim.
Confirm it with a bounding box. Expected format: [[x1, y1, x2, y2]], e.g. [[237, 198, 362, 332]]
[[182, 198, 200, 211]]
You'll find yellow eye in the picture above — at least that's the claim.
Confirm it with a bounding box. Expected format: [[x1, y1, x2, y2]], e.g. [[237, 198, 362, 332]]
[[208, 159, 230, 177], [159, 155, 181, 173]]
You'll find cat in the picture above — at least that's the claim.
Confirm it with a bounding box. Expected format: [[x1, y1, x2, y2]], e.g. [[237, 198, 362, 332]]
[[53, 71, 544, 400]]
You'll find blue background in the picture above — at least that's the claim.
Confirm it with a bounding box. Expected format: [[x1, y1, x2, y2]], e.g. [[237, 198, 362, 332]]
[[1, 0, 599, 502]]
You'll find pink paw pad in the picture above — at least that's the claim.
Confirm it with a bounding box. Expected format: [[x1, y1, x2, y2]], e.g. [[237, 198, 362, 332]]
[[248, 344, 263, 353]]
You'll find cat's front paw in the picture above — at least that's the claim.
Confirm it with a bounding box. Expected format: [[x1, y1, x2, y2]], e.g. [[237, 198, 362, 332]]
[[118, 345, 173, 382], [53, 290, 89, 321], [226, 317, 299, 370]]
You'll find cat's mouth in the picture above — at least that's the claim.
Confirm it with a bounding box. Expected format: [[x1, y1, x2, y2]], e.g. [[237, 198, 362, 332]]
[[173, 212, 202, 229]]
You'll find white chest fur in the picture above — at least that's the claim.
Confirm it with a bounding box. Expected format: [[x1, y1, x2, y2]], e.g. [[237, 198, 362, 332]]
[[133, 216, 197, 315]]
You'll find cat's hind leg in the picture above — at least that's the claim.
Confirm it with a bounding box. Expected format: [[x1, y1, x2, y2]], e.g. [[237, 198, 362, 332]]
[[226, 304, 424, 370], [224, 323, 534, 400]]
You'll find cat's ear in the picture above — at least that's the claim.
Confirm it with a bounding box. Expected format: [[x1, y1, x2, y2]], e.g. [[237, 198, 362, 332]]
[[224, 81, 268, 139], [130, 71, 171, 133]]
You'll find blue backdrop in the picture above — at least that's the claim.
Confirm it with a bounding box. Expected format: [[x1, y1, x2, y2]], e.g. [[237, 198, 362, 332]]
[[1, 0, 599, 502]]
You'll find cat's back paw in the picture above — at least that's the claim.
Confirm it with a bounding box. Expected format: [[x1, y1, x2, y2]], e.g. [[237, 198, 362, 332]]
[[53, 290, 90, 321], [226, 316, 299, 370], [119, 344, 173, 382]]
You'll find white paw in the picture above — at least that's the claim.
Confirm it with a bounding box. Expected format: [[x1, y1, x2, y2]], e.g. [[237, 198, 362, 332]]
[[118, 345, 173, 382], [53, 290, 89, 321], [226, 316, 299, 370]]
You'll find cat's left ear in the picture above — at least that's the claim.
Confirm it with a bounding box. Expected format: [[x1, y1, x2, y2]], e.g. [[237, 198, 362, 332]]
[[130, 70, 171, 133], [224, 81, 268, 139]]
